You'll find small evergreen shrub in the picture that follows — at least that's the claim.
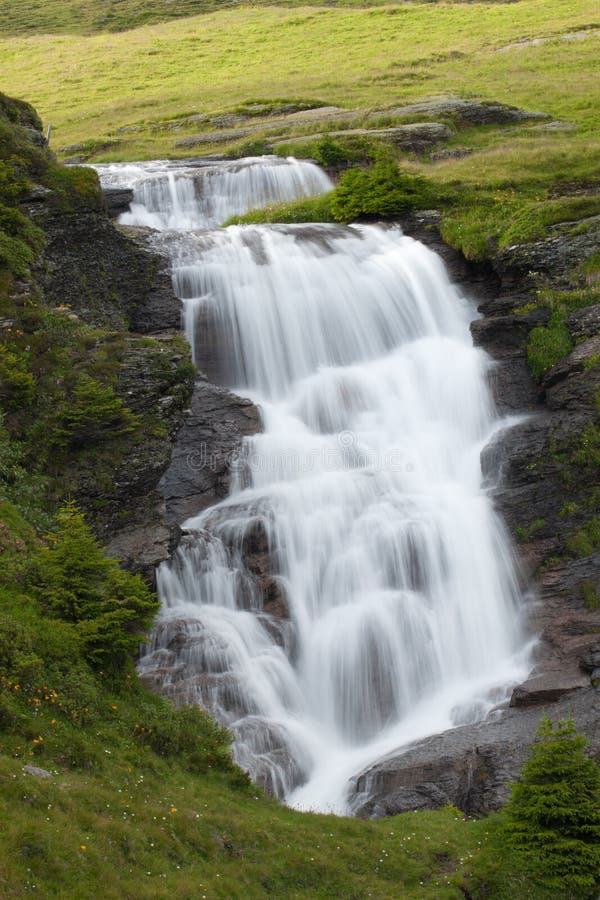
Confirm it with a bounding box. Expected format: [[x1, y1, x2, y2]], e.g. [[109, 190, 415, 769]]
[[330, 160, 435, 223], [51, 374, 139, 449], [503, 715, 600, 899], [0, 345, 35, 410], [32, 502, 159, 676]]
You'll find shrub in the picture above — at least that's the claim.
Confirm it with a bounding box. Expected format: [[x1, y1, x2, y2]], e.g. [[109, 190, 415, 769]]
[[51, 374, 139, 449], [32, 501, 159, 675], [330, 160, 435, 223], [133, 702, 233, 773], [503, 715, 600, 899], [0, 345, 35, 410]]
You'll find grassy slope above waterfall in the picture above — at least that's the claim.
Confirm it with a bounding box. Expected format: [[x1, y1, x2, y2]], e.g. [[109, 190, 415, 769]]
[[0, 0, 596, 160], [1, 0, 598, 266]]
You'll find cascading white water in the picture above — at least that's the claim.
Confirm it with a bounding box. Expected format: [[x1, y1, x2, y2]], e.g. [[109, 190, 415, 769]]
[[94, 156, 332, 229], [96, 158, 531, 814]]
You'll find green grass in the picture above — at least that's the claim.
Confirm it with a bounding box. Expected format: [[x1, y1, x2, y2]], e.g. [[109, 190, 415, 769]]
[[1, 0, 597, 265], [0, 0, 597, 159], [0, 748, 489, 899], [0, 0, 404, 37]]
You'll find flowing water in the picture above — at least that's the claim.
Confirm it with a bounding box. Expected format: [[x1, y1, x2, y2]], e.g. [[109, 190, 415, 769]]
[[96, 157, 531, 814]]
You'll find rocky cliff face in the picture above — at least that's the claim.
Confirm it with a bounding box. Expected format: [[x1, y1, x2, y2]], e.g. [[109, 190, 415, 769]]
[[346, 214, 600, 817], [1, 100, 258, 585]]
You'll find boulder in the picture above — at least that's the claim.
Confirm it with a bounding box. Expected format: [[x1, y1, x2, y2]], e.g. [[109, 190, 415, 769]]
[[103, 186, 134, 218]]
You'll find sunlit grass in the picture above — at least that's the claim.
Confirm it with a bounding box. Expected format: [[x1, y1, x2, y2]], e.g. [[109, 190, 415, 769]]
[[0, 0, 597, 160]]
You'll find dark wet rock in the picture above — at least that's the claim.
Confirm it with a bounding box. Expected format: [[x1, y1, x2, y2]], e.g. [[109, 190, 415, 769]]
[[105, 523, 174, 582], [21, 183, 52, 203], [349, 688, 600, 817], [160, 379, 260, 525], [233, 717, 309, 798], [580, 642, 600, 673], [493, 216, 600, 290], [261, 577, 290, 619], [568, 303, 600, 342], [470, 309, 549, 355], [510, 671, 589, 707], [29, 201, 180, 332], [543, 335, 600, 411], [103, 186, 134, 218]]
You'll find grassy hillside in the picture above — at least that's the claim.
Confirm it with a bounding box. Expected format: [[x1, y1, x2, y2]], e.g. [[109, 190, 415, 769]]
[[0, 505, 486, 900], [0, 0, 399, 37], [0, 0, 597, 160]]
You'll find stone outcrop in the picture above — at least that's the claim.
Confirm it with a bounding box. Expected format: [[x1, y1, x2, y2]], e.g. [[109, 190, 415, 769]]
[[103, 186, 134, 218], [383, 97, 550, 127], [271, 123, 454, 155], [27, 201, 180, 331], [160, 378, 260, 526], [349, 688, 600, 817]]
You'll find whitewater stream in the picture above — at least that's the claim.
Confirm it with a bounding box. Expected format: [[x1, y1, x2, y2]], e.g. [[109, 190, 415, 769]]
[[96, 156, 531, 814]]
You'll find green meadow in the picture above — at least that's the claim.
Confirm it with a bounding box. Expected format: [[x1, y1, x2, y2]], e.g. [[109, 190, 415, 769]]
[[0, 0, 597, 160]]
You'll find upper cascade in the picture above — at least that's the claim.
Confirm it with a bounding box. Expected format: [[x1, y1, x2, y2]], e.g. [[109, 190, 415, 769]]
[[94, 156, 333, 229]]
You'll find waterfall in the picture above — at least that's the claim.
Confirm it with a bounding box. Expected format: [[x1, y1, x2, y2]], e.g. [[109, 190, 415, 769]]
[[96, 157, 531, 814], [94, 156, 332, 229]]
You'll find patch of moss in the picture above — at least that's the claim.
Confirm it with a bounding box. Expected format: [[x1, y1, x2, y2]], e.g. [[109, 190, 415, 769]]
[[515, 518, 546, 543], [527, 310, 573, 381], [565, 518, 600, 558], [581, 581, 599, 610]]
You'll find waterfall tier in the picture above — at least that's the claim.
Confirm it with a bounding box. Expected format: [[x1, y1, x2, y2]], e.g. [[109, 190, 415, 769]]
[[94, 156, 332, 230]]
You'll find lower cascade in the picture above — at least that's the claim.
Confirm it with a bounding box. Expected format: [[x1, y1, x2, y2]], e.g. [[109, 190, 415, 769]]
[[98, 157, 531, 814]]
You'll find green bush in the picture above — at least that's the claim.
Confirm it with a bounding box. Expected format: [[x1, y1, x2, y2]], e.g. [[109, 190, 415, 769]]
[[503, 716, 600, 899], [0, 345, 35, 409], [133, 703, 233, 772], [42, 164, 103, 211], [330, 160, 435, 223], [32, 501, 158, 675], [51, 374, 139, 449]]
